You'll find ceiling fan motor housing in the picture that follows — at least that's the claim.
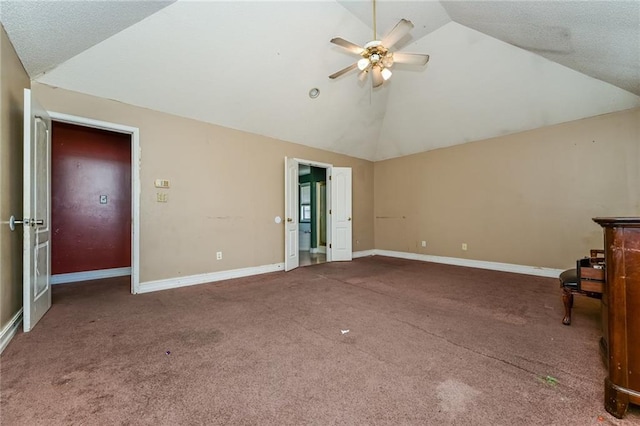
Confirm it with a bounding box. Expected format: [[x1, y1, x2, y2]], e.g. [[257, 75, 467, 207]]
[[362, 41, 393, 69]]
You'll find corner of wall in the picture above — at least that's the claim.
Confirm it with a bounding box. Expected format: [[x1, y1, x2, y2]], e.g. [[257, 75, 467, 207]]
[[0, 23, 29, 335]]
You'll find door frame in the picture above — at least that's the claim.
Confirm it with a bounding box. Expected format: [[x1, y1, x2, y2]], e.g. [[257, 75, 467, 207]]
[[314, 181, 327, 254], [48, 112, 141, 294], [290, 158, 333, 264]]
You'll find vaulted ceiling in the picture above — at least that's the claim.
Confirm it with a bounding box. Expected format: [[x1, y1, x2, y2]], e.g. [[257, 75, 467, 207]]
[[2, 1, 639, 161]]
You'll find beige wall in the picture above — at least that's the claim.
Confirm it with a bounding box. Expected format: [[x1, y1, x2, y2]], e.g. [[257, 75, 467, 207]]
[[25, 83, 639, 288], [0, 26, 30, 328], [32, 83, 375, 283], [374, 108, 640, 270]]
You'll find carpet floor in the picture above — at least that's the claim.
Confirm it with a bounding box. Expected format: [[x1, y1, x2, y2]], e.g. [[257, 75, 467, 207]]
[[1, 256, 638, 425]]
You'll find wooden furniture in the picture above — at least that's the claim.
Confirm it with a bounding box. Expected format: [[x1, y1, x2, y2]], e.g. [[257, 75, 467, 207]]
[[559, 249, 605, 325], [593, 217, 640, 419]]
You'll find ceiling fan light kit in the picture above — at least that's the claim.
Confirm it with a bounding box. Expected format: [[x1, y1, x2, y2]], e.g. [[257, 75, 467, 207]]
[[357, 58, 370, 71], [329, 0, 430, 88]]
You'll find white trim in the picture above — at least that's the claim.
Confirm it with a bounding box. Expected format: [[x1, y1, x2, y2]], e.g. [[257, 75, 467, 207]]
[[138, 263, 285, 294], [70, 249, 559, 295], [0, 309, 23, 354], [371, 250, 563, 278], [353, 249, 375, 258], [49, 112, 136, 134], [286, 157, 334, 268], [292, 158, 333, 169], [51, 267, 132, 285], [47, 112, 141, 294]]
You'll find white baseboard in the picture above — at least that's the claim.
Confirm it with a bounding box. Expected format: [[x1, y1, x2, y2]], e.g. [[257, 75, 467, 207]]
[[372, 250, 563, 278], [51, 267, 132, 285], [135, 250, 559, 295], [0, 309, 23, 355], [138, 262, 285, 294], [353, 249, 376, 259]]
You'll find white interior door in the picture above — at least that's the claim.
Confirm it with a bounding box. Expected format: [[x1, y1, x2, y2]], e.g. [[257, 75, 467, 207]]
[[330, 167, 352, 261], [22, 88, 52, 332], [284, 157, 299, 271]]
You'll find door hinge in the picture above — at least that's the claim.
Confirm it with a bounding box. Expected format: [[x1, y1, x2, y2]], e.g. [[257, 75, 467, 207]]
[[329, 175, 332, 180], [329, 243, 332, 248], [329, 209, 332, 214]]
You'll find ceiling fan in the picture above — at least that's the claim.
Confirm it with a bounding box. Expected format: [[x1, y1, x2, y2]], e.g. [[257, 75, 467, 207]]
[[329, 0, 430, 87]]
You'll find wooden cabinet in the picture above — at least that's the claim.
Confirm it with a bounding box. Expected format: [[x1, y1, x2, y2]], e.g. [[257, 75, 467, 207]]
[[593, 217, 640, 419]]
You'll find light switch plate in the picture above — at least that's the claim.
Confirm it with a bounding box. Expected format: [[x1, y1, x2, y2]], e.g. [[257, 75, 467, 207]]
[[155, 179, 170, 189]]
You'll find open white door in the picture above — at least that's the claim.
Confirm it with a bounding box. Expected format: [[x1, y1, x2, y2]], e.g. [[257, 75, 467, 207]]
[[22, 88, 52, 332], [284, 157, 299, 271], [330, 167, 352, 261]]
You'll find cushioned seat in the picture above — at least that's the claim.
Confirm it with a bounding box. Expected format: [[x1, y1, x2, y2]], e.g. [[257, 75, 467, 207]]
[[559, 251, 604, 325], [559, 269, 578, 289]]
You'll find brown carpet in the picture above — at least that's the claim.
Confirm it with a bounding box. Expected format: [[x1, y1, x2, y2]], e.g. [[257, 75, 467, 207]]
[[1, 256, 638, 425]]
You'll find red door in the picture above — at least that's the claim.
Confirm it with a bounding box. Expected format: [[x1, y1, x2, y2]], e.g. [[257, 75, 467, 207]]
[[51, 122, 131, 275]]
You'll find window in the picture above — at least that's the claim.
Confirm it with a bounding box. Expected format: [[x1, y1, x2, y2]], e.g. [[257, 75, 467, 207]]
[[300, 183, 311, 222]]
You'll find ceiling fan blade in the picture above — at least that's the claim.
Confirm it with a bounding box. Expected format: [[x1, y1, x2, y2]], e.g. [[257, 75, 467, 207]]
[[372, 66, 384, 88], [330, 37, 365, 55], [381, 19, 414, 49], [392, 52, 430, 66], [329, 62, 358, 79]]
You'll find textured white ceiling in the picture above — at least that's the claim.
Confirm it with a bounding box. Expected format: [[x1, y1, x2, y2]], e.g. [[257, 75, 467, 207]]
[[376, 21, 639, 160], [0, 0, 175, 76], [2, 0, 639, 161], [442, 1, 640, 95], [337, 0, 452, 45]]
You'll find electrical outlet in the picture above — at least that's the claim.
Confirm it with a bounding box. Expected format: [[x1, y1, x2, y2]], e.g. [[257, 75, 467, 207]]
[[156, 193, 168, 203], [216, 251, 223, 260], [421, 241, 427, 247], [462, 243, 468, 251]]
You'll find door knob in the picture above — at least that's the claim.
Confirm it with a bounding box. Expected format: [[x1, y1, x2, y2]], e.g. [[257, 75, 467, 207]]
[[9, 215, 24, 231], [348, 217, 352, 221], [287, 218, 293, 222], [9, 216, 44, 230]]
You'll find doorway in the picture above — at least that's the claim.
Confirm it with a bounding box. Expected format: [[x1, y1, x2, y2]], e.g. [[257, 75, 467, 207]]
[[50, 121, 132, 284], [48, 112, 140, 293], [284, 157, 352, 271], [298, 164, 327, 267]]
